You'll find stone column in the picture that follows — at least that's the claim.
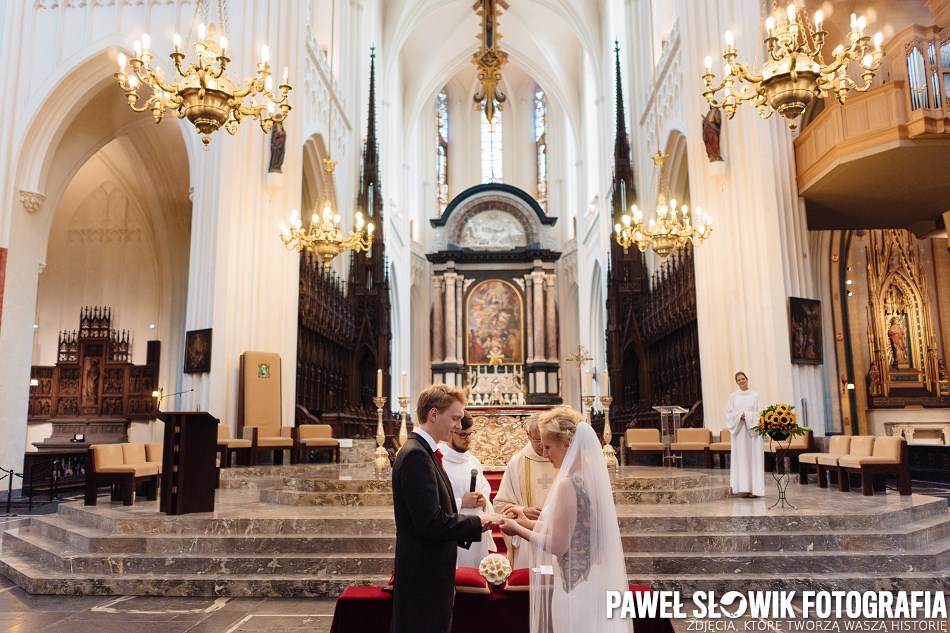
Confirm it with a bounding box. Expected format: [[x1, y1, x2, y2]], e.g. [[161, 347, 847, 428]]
[[524, 274, 535, 361], [444, 271, 458, 363], [545, 272, 557, 361], [532, 270, 546, 363], [456, 275, 464, 366], [432, 275, 444, 362]]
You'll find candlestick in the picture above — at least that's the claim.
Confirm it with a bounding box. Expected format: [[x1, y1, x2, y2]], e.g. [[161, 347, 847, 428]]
[[397, 395, 411, 449], [376, 369, 383, 397], [599, 395, 618, 469], [401, 371, 408, 398], [373, 395, 390, 474]]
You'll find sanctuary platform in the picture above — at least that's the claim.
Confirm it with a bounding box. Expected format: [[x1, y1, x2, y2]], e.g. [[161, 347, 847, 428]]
[[1, 464, 948, 598]]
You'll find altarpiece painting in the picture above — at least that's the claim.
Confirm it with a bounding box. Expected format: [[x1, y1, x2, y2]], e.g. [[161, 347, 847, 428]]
[[465, 279, 524, 365]]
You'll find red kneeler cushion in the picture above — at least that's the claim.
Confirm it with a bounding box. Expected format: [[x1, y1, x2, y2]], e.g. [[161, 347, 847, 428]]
[[455, 567, 491, 594], [503, 567, 530, 592], [384, 568, 490, 595]]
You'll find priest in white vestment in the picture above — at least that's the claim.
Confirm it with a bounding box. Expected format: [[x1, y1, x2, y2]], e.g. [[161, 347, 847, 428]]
[[440, 412, 497, 568], [492, 414, 558, 568], [725, 371, 765, 497]]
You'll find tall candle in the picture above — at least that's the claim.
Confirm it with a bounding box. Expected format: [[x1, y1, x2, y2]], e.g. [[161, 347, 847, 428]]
[[376, 369, 383, 397], [604, 369, 610, 396], [401, 371, 408, 398], [584, 369, 592, 396]]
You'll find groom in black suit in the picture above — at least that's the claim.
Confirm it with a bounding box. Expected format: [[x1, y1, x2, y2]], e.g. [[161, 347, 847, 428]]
[[390, 384, 501, 633]]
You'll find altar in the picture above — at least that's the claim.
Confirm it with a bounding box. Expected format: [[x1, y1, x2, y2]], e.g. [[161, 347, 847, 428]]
[[466, 405, 551, 469]]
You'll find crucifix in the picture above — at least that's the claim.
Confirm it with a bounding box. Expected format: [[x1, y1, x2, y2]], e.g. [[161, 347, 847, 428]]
[[566, 344, 592, 401]]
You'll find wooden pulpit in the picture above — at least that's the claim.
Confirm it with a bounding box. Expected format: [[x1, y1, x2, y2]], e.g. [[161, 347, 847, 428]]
[[158, 411, 219, 515]]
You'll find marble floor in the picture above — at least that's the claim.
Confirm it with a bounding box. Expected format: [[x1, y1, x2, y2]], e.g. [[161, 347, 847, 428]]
[[2, 464, 949, 631]]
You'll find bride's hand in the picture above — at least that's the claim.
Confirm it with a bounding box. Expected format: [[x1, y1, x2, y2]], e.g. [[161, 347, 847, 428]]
[[523, 506, 542, 521], [499, 518, 520, 536]]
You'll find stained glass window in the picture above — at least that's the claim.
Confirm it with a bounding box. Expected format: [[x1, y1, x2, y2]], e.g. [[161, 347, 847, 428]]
[[436, 89, 449, 212], [534, 86, 548, 210], [481, 109, 503, 183]]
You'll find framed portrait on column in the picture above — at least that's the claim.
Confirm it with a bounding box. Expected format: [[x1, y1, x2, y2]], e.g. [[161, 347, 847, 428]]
[[184, 328, 212, 373]]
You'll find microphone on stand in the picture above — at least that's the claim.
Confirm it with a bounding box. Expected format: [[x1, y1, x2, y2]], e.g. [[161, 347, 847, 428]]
[[470, 468, 478, 493], [151, 387, 195, 412]]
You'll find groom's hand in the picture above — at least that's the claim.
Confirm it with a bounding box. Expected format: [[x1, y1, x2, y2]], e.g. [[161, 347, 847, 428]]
[[479, 512, 504, 531]]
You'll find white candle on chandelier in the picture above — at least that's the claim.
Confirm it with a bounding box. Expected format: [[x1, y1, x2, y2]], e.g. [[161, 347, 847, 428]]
[[220, 36, 228, 55], [814, 10, 823, 31], [765, 17, 775, 37], [117, 52, 127, 70], [704, 56, 712, 74], [261, 44, 270, 63], [874, 32, 883, 50], [724, 30, 734, 48], [283, 66, 289, 85], [173, 33, 181, 50], [141, 33, 150, 51], [133, 39, 142, 55], [198, 23, 206, 41], [786, 4, 795, 24], [850, 13, 857, 31]]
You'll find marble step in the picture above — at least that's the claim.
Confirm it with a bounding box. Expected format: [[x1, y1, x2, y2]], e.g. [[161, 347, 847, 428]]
[[0, 546, 386, 597], [3, 528, 395, 576], [29, 510, 950, 557], [3, 540, 948, 599], [619, 513, 950, 552], [259, 486, 732, 506], [27, 516, 397, 554], [621, 537, 950, 574], [52, 497, 948, 537], [615, 498, 949, 533]]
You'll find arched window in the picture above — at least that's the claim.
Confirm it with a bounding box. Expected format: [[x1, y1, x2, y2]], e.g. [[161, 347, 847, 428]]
[[534, 86, 548, 210], [481, 109, 502, 183], [436, 89, 449, 212]]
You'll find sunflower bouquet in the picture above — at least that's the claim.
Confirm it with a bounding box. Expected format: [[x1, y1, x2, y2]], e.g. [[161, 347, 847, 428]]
[[753, 403, 805, 440]]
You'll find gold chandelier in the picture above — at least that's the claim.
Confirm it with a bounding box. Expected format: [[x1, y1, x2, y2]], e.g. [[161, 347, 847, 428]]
[[614, 152, 713, 260], [279, 159, 374, 263], [114, 1, 291, 147], [702, 3, 883, 130]]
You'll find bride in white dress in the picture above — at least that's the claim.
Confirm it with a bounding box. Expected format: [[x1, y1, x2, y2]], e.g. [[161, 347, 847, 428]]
[[500, 407, 631, 633]]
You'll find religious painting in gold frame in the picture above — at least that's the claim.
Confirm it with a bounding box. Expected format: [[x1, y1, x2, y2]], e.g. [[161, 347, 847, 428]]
[[789, 297, 822, 364], [465, 279, 524, 365]]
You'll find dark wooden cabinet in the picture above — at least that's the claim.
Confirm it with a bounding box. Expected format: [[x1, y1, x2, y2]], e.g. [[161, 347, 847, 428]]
[[158, 411, 218, 515]]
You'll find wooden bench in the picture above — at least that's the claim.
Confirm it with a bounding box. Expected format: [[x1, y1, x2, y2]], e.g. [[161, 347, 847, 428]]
[[837, 436, 911, 496], [84, 443, 160, 506], [798, 435, 851, 485], [622, 428, 665, 465], [707, 429, 731, 468], [670, 428, 712, 468], [294, 424, 341, 463]]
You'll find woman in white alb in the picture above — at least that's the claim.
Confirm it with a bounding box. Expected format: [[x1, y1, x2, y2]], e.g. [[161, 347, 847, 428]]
[[500, 407, 631, 633], [725, 371, 765, 498]]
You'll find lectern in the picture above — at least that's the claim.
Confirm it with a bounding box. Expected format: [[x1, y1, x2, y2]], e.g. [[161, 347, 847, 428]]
[[653, 405, 688, 468], [158, 411, 219, 514]]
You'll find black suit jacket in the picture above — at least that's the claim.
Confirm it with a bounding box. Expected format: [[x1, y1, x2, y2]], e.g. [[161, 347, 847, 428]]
[[390, 432, 483, 633]]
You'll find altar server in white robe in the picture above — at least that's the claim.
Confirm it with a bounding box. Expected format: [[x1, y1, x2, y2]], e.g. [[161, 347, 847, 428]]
[[493, 414, 558, 568], [725, 371, 765, 498], [440, 411, 497, 567]]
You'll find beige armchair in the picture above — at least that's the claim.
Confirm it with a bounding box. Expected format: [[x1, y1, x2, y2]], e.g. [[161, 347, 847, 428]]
[[707, 429, 731, 468], [622, 428, 665, 465], [798, 435, 851, 485], [837, 436, 911, 496], [294, 424, 341, 464], [670, 428, 712, 468], [217, 424, 252, 467]]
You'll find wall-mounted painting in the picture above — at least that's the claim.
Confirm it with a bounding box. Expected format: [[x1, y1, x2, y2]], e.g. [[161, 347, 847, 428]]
[[789, 297, 822, 364], [466, 279, 524, 365], [184, 328, 212, 373]]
